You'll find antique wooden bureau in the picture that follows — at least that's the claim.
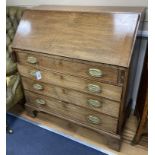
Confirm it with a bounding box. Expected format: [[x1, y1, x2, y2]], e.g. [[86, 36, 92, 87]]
[[12, 6, 144, 151]]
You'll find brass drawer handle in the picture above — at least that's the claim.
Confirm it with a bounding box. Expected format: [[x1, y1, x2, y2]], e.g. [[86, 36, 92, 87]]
[[87, 115, 101, 125], [27, 56, 37, 64], [87, 84, 102, 93], [87, 99, 102, 108], [33, 84, 44, 90], [35, 98, 46, 105], [88, 68, 103, 77]]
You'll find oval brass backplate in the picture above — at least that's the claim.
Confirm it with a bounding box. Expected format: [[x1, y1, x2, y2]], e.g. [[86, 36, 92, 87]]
[[35, 98, 46, 105], [27, 56, 37, 64], [87, 115, 101, 125], [88, 68, 103, 77], [87, 84, 102, 93], [87, 99, 102, 108], [33, 83, 44, 90]]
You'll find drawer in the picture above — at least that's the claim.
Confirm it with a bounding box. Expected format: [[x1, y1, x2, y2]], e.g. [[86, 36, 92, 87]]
[[18, 64, 122, 101], [16, 50, 119, 85], [22, 77, 120, 117], [25, 90, 118, 133]]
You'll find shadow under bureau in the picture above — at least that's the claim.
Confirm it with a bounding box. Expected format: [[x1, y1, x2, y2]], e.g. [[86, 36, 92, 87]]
[[12, 6, 145, 151]]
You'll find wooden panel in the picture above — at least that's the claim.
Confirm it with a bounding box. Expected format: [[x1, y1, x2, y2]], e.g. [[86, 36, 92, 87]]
[[22, 77, 120, 117], [16, 50, 119, 85], [13, 10, 139, 67], [25, 90, 118, 133], [10, 8, 145, 151], [18, 64, 122, 101]]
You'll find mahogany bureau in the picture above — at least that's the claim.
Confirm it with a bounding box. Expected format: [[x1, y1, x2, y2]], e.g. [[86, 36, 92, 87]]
[[12, 6, 145, 151]]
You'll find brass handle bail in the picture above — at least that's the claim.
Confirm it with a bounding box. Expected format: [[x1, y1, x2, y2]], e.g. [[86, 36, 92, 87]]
[[87, 84, 102, 93], [87, 115, 101, 125], [88, 68, 103, 77], [27, 56, 37, 64], [33, 83, 44, 90], [35, 98, 46, 105], [87, 99, 102, 108]]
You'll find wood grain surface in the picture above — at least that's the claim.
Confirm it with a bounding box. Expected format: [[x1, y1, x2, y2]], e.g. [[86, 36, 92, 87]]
[[22, 77, 120, 117], [25, 90, 118, 133], [11, 7, 144, 151], [13, 10, 139, 67], [18, 64, 122, 101], [16, 50, 120, 85]]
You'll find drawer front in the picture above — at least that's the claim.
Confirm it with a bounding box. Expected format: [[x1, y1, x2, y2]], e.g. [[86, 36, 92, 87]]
[[25, 90, 118, 133], [18, 64, 122, 101], [16, 50, 119, 85], [22, 77, 120, 117]]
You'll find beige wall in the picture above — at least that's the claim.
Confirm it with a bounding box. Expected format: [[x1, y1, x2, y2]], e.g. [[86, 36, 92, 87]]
[[6, 0, 147, 7]]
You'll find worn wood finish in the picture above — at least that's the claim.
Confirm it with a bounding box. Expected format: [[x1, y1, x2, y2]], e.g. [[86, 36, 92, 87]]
[[22, 77, 120, 117], [16, 50, 120, 85], [18, 64, 122, 101], [13, 10, 139, 67], [12, 7, 144, 151], [25, 90, 118, 133]]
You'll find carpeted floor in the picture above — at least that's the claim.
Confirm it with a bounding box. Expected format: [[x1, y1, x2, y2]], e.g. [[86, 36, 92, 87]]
[[6, 114, 108, 155]]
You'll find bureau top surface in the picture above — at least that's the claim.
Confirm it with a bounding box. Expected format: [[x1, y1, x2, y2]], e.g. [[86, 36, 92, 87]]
[[13, 9, 140, 67]]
